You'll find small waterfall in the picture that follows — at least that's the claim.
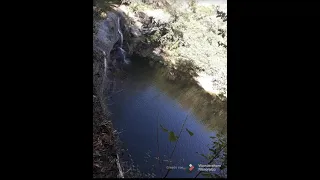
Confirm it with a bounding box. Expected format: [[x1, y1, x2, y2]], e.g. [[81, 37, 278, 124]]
[[119, 47, 130, 65], [102, 51, 107, 74], [116, 17, 130, 65], [117, 17, 123, 47]]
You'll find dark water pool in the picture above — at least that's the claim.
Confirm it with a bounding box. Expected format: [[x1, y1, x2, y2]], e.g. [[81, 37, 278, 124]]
[[106, 58, 227, 178]]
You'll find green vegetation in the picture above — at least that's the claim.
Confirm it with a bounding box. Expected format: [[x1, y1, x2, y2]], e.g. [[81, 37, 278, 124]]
[[189, 0, 197, 13], [195, 134, 227, 178], [129, 1, 152, 12], [94, 0, 122, 12], [125, 0, 227, 97], [148, 30, 162, 43], [158, 116, 227, 178]]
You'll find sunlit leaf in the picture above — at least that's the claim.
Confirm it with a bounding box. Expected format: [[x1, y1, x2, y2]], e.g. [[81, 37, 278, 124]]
[[160, 124, 169, 133], [168, 131, 178, 142], [186, 128, 194, 136]]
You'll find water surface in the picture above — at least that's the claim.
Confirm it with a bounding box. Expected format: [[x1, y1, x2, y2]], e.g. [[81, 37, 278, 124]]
[[107, 58, 227, 178]]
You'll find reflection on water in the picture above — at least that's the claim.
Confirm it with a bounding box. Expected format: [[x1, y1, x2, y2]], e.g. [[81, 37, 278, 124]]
[[126, 59, 227, 133], [154, 68, 227, 134], [107, 57, 227, 178]]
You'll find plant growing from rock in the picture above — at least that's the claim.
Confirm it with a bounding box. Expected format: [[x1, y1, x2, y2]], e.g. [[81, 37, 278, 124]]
[[157, 113, 227, 178]]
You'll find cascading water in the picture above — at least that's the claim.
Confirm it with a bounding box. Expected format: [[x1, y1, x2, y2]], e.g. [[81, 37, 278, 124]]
[[103, 51, 107, 75], [117, 17, 123, 47], [116, 17, 130, 65], [119, 47, 130, 65]]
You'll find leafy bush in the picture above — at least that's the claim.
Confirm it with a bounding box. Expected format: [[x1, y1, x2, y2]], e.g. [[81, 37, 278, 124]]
[[157, 115, 227, 178], [94, 0, 122, 12]]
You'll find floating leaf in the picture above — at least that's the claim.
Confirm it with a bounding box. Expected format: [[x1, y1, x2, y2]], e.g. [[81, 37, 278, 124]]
[[209, 136, 216, 139], [168, 131, 178, 142], [160, 124, 169, 133], [186, 128, 194, 136]]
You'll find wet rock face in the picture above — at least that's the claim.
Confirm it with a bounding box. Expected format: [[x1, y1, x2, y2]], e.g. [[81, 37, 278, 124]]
[[93, 9, 122, 178], [93, 11, 131, 80], [93, 11, 122, 99], [111, 47, 125, 62]]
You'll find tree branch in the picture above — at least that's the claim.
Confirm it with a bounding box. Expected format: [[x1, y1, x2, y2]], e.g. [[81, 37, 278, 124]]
[[156, 112, 163, 176], [194, 143, 227, 178], [163, 114, 189, 178]]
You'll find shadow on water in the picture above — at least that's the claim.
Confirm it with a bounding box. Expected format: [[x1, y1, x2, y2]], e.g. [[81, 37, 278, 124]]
[[127, 55, 227, 134]]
